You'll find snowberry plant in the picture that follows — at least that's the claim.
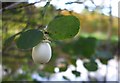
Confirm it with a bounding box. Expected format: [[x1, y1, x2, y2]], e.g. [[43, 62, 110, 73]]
[[4, 1, 80, 64], [4, 15, 80, 64]]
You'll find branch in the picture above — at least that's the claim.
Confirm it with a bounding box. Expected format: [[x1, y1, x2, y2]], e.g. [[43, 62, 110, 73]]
[[0, 0, 45, 14], [0, 2, 21, 14], [90, 0, 97, 7], [65, 1, 83, 4]]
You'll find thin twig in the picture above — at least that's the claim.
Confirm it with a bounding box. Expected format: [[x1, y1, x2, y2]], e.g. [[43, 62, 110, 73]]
[[65, 1, 83, 4], [90, 0, 97, 7]]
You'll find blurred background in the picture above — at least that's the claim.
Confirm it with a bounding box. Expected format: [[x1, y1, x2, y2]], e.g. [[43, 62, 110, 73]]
[[1, 0, 119, 82]]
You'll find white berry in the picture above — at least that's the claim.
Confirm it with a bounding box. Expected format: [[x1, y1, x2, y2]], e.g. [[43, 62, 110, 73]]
[[32, 42, 52, 64]]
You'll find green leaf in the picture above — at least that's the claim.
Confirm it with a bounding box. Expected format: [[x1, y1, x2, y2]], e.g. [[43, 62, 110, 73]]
[[59, 66, 67, 72], [58, 61, 68, 72], [16, 29, 43, 49], [62, 42, 74, 55], [43, 65, 55, 73], [99, 58, 109, 64], [39, 72, 46, 77], [61, 37, 97, 58], [83, 61, 98, 71], [71, 58, 77, 67], [4, 35, 15, 46], [96, 51, 113, 60], [72, 70, 81, 77], [47, 15, 80, 40], [73, 37, 97, 58], [63, 76, 70, 81]]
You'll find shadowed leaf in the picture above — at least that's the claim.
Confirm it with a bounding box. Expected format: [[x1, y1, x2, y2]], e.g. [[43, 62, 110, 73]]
[[16, 29, 43, 49]]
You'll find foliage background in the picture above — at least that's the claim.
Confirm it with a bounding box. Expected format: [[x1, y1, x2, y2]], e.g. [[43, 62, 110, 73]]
[[1, 0, 119, 81]]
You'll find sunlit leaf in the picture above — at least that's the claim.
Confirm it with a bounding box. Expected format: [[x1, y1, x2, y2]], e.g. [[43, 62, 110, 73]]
[[47, 15, 80, 40], [16, 29, 43, 49]]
